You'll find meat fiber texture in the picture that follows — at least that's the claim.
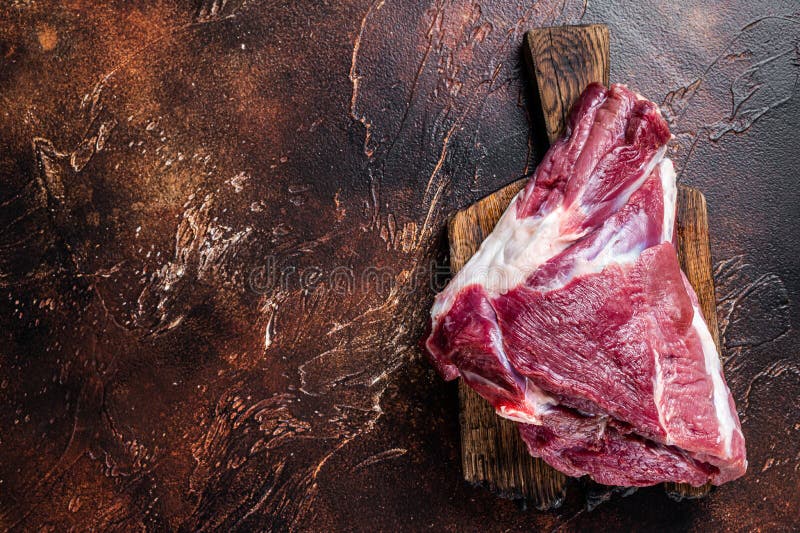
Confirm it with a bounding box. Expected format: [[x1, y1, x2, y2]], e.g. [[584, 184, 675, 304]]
[[426, 83, 747, 487]]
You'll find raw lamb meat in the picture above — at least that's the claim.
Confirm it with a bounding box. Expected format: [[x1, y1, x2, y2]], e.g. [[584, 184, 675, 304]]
[[426, 83, 747, 486]]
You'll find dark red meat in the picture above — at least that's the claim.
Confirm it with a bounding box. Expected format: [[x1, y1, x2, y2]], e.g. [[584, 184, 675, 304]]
[[426, 83, 747, 487]]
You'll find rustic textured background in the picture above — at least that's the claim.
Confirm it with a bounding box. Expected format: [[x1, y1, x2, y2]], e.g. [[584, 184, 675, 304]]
[[0, 1, 798, 531]]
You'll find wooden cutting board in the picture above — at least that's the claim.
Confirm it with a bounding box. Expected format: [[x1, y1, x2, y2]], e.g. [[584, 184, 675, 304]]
[[449, 24, 722, 508]]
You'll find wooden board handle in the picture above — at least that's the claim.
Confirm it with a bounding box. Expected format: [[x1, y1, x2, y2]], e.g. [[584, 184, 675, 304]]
[[524, 24, 610, 144]]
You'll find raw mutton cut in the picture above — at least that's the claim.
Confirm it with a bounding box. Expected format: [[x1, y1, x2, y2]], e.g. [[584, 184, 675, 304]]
[[426, 83, 747, 486]]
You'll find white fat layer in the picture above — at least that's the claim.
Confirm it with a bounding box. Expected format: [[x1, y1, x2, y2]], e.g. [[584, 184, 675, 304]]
[[524, 378, 557, 414], [565, 231, 644, 287], [652, 349, 674, 445], [660, 159, 677, 242], [432, 151, 671, 323], [431, 199, 572, 320], [490, 323, 520, 376], [534, 155, 674, 292], [692, 309, 736, 458], [457, 373, 555, 425], [496, 379, 557, 424], [490, 326, 557, 424], [496, 406, 540, 424]]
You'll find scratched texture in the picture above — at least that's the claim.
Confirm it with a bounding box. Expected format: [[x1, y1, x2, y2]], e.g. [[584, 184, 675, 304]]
[[0, 1, 798, 531]]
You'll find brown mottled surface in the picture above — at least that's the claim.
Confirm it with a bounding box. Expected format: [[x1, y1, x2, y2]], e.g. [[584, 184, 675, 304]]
[[0, 1, 797, 531]]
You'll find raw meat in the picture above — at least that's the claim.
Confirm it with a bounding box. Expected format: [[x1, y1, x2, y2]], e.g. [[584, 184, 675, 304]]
[[426, 83, 747, 486]]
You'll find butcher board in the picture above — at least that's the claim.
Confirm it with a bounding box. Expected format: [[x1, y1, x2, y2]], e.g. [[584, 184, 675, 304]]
[[449, 24, 722, 508]]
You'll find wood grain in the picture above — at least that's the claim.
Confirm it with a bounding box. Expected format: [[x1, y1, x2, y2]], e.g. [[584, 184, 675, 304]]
[[524, 24, 610, 142]]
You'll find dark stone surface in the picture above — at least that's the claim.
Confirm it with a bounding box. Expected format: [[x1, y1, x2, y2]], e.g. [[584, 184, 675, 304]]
[[0, 1, 797, 530]]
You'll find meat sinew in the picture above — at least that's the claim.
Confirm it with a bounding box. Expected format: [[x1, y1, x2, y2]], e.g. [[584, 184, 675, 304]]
[[426, 83, 747, 487]]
